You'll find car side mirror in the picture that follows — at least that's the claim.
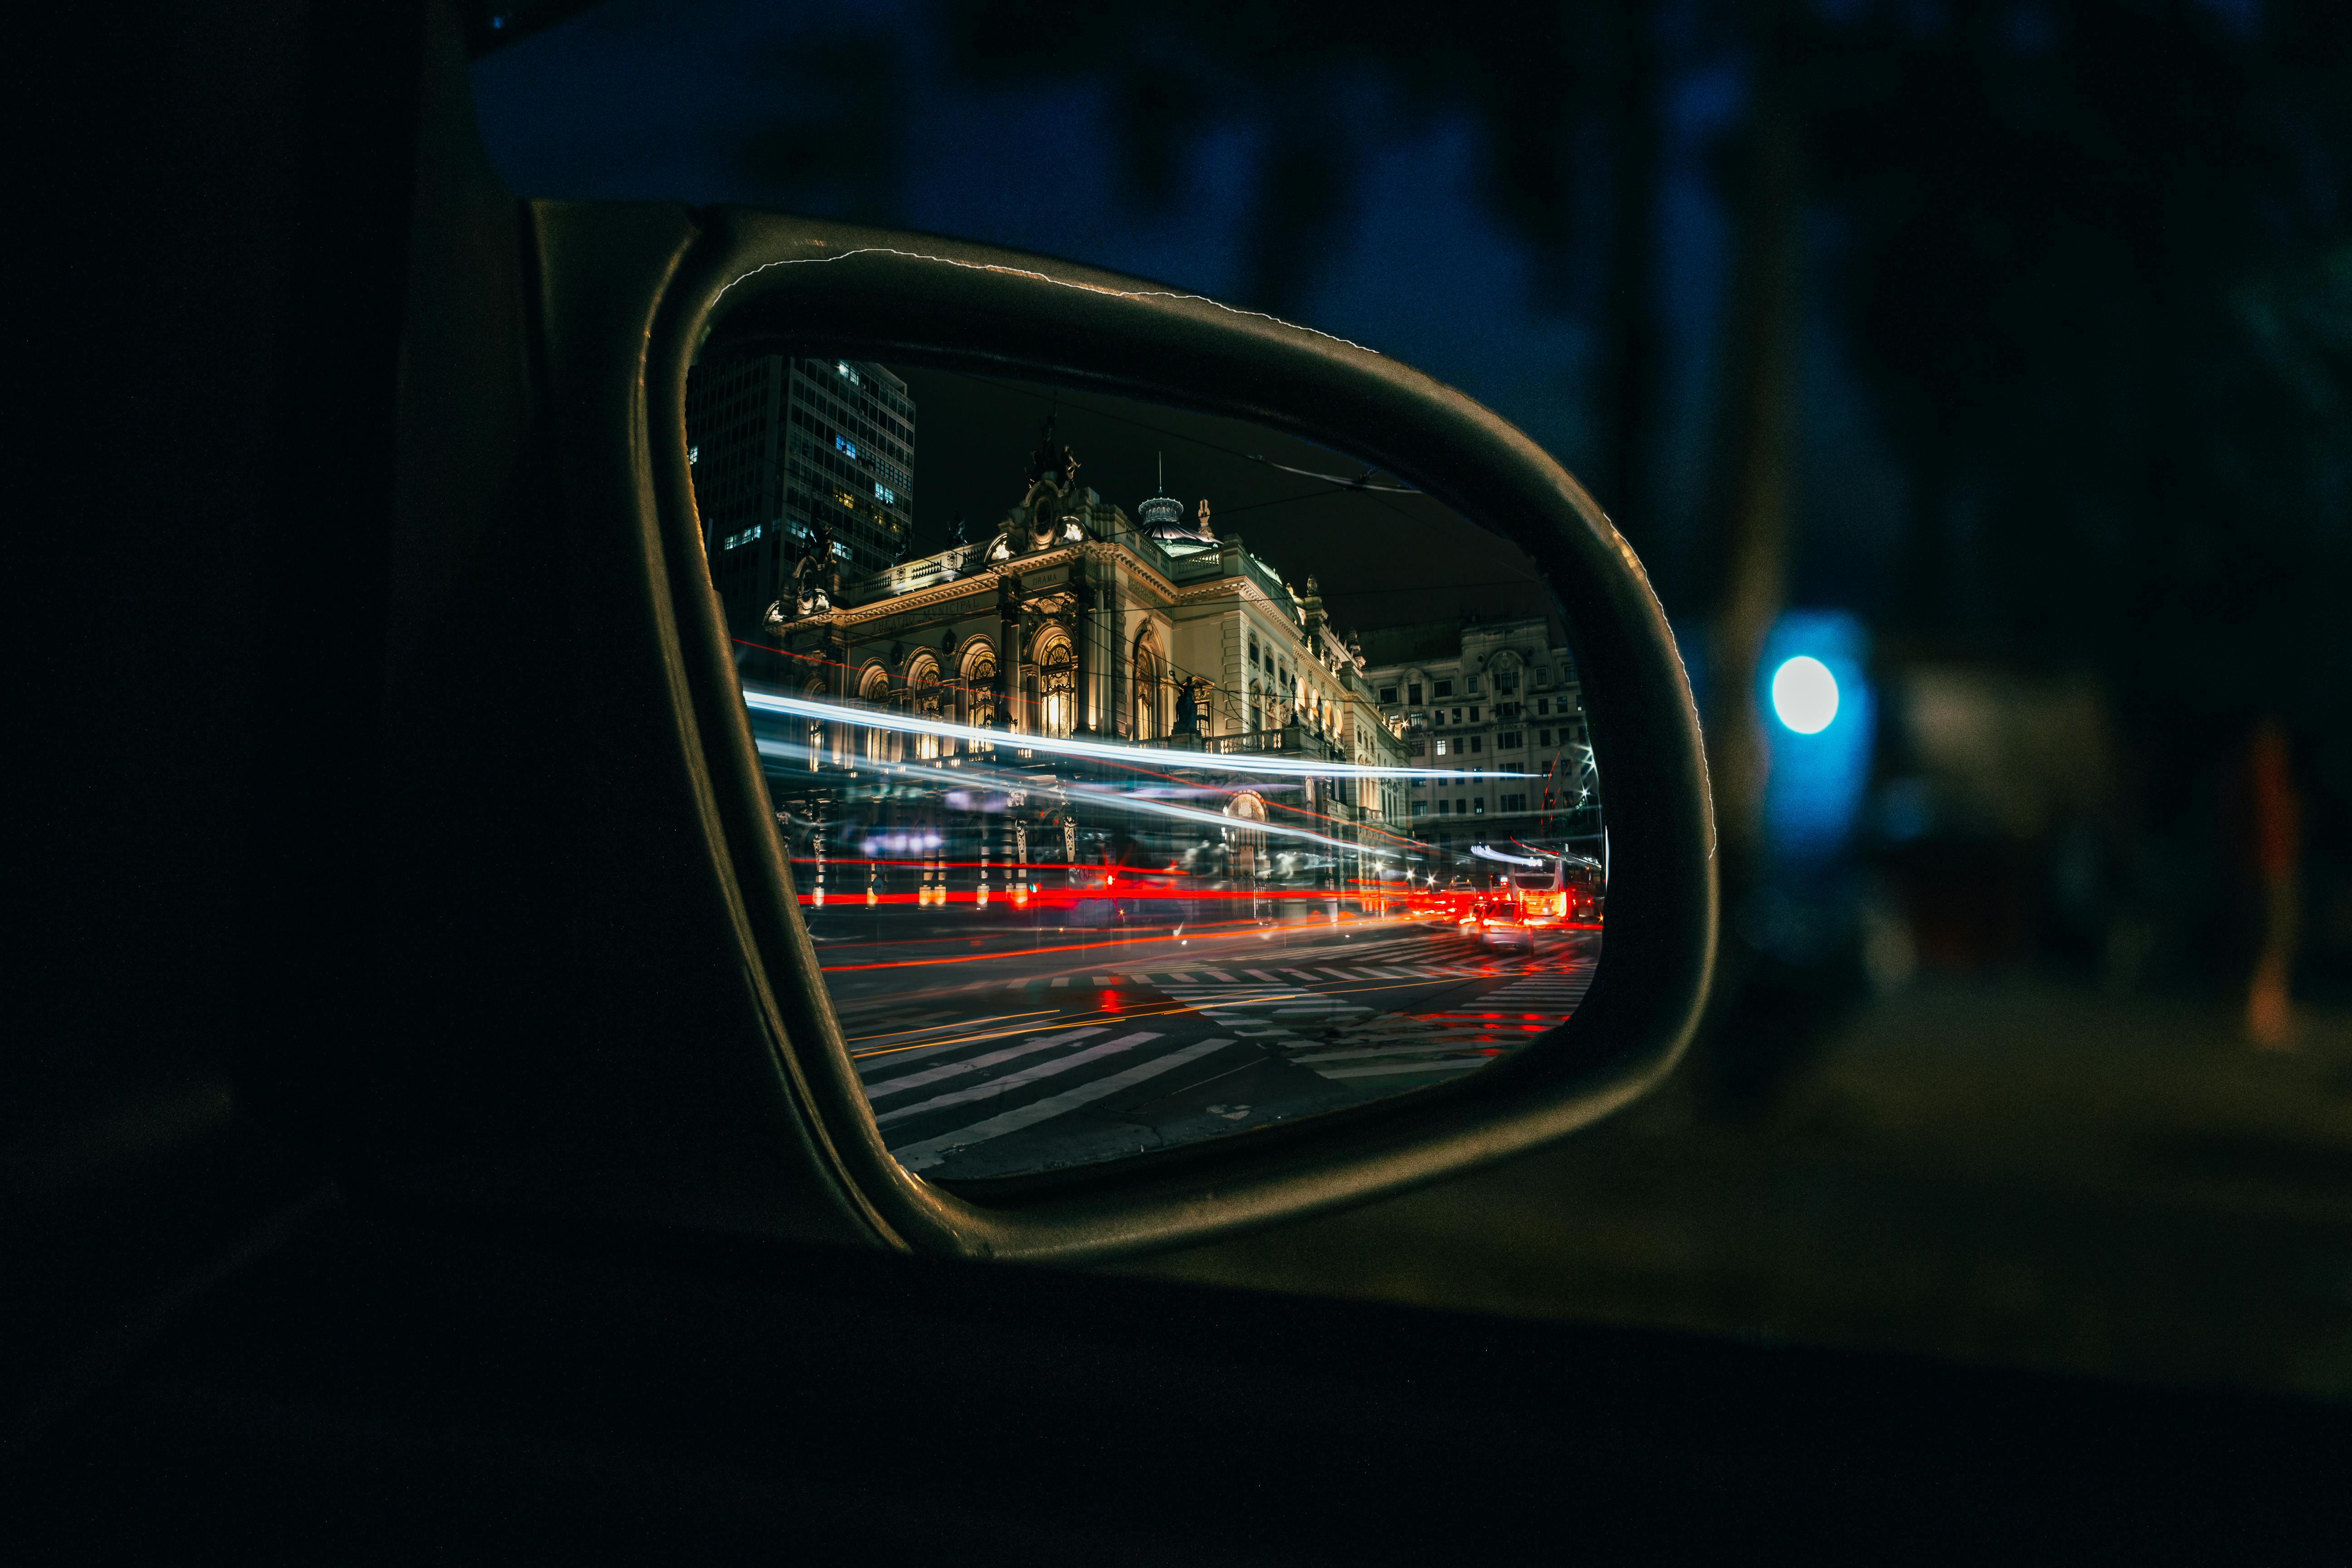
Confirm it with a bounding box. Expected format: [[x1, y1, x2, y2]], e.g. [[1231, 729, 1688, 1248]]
[[363, 34, 1713, 1262]]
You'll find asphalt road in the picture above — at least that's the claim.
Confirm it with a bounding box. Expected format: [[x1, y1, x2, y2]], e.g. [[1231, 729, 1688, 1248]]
[[808, 908, 1602, 1179]]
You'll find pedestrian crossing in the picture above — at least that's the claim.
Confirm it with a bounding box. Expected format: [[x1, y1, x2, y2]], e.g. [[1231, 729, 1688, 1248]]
[[961, 960, 1578, 993], [831, 937, 1601, 1177], [888, 1035, 1237, 1173], [1147, 978, 1370, 1076], [1289, 964, 1597, 1080]]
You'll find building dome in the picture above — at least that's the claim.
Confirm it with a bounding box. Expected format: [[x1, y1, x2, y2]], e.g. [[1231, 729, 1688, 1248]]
[[1137, 490, 1186, 534], [1138, 466, 1218, 554]]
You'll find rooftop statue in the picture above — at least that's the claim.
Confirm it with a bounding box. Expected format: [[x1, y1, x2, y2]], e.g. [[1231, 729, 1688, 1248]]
[[790, 515, 839, 618], [764, 516, 840, 626]]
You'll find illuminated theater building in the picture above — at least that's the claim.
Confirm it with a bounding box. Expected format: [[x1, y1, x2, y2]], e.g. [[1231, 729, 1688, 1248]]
[[741, 426, 1416, 913]]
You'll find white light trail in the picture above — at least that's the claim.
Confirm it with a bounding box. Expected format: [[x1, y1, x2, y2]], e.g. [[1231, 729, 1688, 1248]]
[[751, 740, 1379, 856], [743, 688, 1534, 780]]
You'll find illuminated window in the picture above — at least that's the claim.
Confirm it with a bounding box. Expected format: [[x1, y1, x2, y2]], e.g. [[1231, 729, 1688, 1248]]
[[836, 434, 858, 460], [874, 483, 895, 504], [961, 646, 997, 736], [1038, 632, 1076, 737], [858, 667, 894, 763], [908, 659, 942, 760]]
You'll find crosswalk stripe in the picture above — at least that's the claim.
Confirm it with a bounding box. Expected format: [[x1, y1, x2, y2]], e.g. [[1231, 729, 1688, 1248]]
[[875, 1031, 1163, 1127], [862, 1026, 1110, 1096], [1292, 1040, 1491, 1065], [891, 1037, 1240, 1171], [1316, 1058, 1489, 1080]]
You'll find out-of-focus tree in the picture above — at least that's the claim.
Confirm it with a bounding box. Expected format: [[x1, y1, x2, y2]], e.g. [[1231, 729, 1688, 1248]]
[[936, 0, 1674, 539], [1803, 0, 2351, 742], [1693, 0, 1804, 903]]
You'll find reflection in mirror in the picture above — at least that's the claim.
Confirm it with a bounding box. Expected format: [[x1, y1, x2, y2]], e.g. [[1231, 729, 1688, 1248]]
[[686, 349, 1605, 1181]]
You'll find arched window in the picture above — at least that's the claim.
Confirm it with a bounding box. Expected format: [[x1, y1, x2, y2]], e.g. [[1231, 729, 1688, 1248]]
[[959, 641, 997, 737], [1249, 680, 1263, 735], [858, 665, 893, 763], [905, 653, 942, 760], [1035, 628, 1075, 738]]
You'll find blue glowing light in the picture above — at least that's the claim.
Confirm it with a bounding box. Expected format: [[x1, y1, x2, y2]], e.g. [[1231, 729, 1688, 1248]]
[[1757, 612, 1874, 859], [1771, 656, 1840, 734]]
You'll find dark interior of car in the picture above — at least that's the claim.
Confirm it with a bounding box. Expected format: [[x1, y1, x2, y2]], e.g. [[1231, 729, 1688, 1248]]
[[11, 4, 2350, 1559]]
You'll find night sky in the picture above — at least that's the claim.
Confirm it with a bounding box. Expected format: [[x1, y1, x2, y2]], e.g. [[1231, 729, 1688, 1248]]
[[469, 0, 1906, 625], [882, 365, 1551, 636]]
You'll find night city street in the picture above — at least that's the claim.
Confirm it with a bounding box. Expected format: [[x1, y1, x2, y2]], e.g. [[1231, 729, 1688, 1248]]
[[715, 364, 1609, 1179], [814, 910, 1597, 1177]]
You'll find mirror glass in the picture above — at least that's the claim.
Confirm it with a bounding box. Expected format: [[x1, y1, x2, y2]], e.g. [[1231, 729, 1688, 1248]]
[[687, 345, 1605, 1181]]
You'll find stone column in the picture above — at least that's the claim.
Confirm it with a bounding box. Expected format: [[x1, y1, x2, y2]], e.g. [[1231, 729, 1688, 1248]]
[[995, 571, 1020, 730], [1072, 558, 1094, 735], [1107, 564, 1127, 737]]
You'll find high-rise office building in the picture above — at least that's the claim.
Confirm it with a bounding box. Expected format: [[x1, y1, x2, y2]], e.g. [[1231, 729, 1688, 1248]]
[[686, 353, 916, 634]]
